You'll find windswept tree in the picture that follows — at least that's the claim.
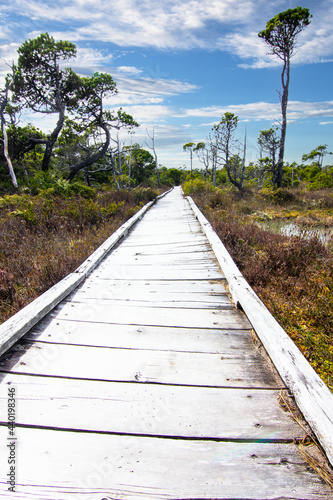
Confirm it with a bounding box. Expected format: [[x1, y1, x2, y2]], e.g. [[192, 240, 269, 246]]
[[183, 142, 195, 173], [258, 127, 280, 186], [302, 144, 332, 169], [258, 7, 312, 187], [212, 112, 245, 192], [67, 72, 138, 180], [193, 142, 211, 179], [11, 33, 80, 172]]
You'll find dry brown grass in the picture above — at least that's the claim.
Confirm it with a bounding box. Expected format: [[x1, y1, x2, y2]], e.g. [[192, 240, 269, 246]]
[[185, 183, 333, 390], [0, 187, 160, 323]]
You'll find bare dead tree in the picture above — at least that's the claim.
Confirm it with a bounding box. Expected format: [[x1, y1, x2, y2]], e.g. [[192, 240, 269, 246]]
[[146, 128, 160, 187], [0, 81, 18, 187]]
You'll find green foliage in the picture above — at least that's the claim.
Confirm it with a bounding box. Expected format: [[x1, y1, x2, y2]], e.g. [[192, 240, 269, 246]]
[[182, 178, 216, 196], [13, 33, 78, 108], [25, 170, 95, 198], [258, 7, 312, 59], [167, 168, 183, 186], [307, 171, 333, 190], [302, 144, 332, 169]]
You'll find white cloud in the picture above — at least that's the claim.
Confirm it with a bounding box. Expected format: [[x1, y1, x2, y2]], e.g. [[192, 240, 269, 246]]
[[183, 100, 333, 122], [0, 43, 19, 86], [117, 104, 174, 123], [67, 46, 113, 74], [2, 0, 256, 50], [3, 0, 333, 66], [116, 66, 143, 76]]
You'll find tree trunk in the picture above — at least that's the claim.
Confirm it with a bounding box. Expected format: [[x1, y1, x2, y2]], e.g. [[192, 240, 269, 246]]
[[2, 123, 18, 188], [41, 103, 65, 171], [276, 57, 290, 188], [0, 86, 18, 188], [68, 120, 110, 181]]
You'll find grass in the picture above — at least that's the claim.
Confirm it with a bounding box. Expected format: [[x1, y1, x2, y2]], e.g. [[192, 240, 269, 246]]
[[0, 186, 161, 323], [184, 180, 333, 391]]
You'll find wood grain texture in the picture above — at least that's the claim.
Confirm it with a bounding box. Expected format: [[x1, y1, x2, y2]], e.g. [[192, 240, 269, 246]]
[[0, 340, 282, 388], [0, 273, 84, 359], [0, 427, 331, 500], [0, 373, 305, 440], [26, 321, 254, 353]]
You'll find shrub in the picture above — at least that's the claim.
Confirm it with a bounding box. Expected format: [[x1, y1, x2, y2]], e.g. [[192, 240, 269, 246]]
[[182, 179, 216, 196], [133, 187, 158, 203]]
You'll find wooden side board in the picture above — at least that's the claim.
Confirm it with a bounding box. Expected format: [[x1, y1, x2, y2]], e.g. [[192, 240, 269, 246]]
[[187, 194, 333, 467]]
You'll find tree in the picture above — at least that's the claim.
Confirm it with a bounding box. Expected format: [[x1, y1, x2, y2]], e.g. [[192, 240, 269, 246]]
[[146, 129, 160, 187], [167, 168, 183, 186], [258, 127, 280, 186], [11, 33, 80, 172], [183, 142, 195, 173], [302, 144, 333, 169], [67, 72, 138, 180], [130, 147, 155, 185], [258, 7, 312, 187], [212, 112, 245, 192], [193, 142, 211, 179]]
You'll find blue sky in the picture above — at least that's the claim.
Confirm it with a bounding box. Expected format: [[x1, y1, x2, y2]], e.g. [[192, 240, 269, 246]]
[[0, 0, 332, 170]]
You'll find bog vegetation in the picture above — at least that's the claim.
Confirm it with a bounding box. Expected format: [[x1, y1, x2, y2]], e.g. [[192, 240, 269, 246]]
[[0, 181, 165, 322], [183, 178, 333, 390]]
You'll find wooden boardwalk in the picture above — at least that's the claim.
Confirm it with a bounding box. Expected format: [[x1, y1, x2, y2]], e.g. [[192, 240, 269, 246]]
[[0, 186, 333, 499]]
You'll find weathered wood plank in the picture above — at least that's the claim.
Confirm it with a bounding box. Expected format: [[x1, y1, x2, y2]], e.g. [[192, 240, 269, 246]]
[[0, 341, 282, 388], [128, 223, 203, 236], [89, 266, 224, 281], [120, 234, 208, 246], [188, 194, 333, 467], [69, 279, 228, 304], [0, 373, 306, 440], [26, 321, 254, 353], [55, 301, 250, 329], [0, 427, 331, 499], [70, 285, 229, 305], [66, 296, 233, 310], [102, 251, 218, 266], [76, 278, 227, 294], [118, 240, 212, 252], [109, 244, 213, 256]]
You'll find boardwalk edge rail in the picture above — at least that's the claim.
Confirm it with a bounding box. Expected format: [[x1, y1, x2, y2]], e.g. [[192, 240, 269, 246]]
[[0, 188, 173, 359], [187, 194, 333, 468]]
